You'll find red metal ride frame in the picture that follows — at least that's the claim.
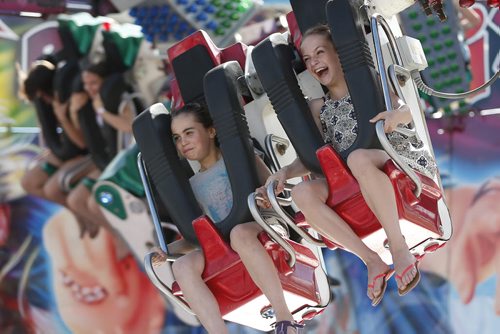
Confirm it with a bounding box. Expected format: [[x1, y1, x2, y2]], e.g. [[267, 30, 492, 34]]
[[168, 30, 247, 110]]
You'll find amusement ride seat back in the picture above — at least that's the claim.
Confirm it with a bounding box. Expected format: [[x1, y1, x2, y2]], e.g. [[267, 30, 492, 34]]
[[77, 73, 122, 171], [35, 60, 87, 162], [33, 60, 93, 191], [133, 30, 329, 331], [134, 29, 248, 245], [167, 29, 248, 110], [251, 0, 452, 263]]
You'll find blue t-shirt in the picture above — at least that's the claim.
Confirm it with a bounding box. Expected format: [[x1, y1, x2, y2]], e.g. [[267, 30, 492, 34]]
[[189, 158, 233, 223]]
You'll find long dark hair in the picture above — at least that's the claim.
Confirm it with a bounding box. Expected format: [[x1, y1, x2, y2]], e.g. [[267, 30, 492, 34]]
[[23, 61, 55, 101], [171, 102, 219, 146], [82, 61, 110, 79], [171, 102, 213, 129]]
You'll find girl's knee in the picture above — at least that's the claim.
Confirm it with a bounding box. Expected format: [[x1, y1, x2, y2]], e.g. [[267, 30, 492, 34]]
[[171, 258, 187, 279], [347, 149, 369, 169], [20, 173, 35, 192], [43, 178, 63, 199], [347, 149, 375, 177], [291, 181, 327, 207], [291, 182, 310, 205], [21, 168, 45, 193], [66, 192, 77, 211], [43, 184, 56, 201], [67, 187, 87, 212], [172, 252, 204, 279], [229, 223, 260, 250]]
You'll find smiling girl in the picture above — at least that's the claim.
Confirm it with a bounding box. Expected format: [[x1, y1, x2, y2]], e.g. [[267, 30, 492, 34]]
[[168, 103, 304, 334], [257, 24, 437, 307]]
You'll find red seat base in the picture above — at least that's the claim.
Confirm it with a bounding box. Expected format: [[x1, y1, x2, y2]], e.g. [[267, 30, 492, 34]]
[[292, 145, 443, 258], [171, 216, 324, 330]]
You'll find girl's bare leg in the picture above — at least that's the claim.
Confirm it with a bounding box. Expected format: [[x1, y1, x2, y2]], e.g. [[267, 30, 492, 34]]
[[230, 223, 295, 325], [43, 168, 69, 205], [67, 169, 102, 221], [43, 156, 92, 206], [292, 180, 390, 300], [67, 183, 93, 218], [66, 184, 102, 237], [21, 164, 49, 198], [347, 149, 417, 289], [21, 152, 61, 199], [172, 251, 228, 334]]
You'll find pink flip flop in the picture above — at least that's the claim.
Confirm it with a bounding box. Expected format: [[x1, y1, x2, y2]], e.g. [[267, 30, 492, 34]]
[[368, 269, 394, 306], [396, 261, 421, 296]]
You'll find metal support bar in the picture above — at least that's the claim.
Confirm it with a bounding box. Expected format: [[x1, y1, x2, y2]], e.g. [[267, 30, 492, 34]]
[[266, 181, 327, 247], [137, 153, 168, 253], [370, 13, 423, 197], [144, 252, 195, 315], [264, 134, 290, 173], [248, 193, 296, 268]]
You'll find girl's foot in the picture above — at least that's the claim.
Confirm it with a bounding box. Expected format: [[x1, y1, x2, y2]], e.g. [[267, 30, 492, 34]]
[[366, 257, 392, 303], [275, 321, 304, 334], [392, 248, 419, 294]]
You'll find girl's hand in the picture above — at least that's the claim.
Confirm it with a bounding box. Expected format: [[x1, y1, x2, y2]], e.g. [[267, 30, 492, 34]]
[[69, 92, 89, 114], [53, 98, 69, 123], [265, 167, 288, 194], [255, 185, 271, 209], [255, 168, 288, 209], [369, 105, 412, 133], [92, 94, 104, 112]]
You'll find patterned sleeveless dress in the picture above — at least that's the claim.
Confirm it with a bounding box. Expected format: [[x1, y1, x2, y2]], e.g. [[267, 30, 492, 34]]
[[319, 94, 437, 178]]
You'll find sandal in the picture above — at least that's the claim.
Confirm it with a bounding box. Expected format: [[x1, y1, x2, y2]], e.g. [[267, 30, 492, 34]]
[[368, 269, 394, 306], [395, 261, 420, 296], [275, 320, 305, 334]]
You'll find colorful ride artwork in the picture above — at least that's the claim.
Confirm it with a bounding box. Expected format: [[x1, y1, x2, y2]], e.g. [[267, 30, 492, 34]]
[[0, 1, 498, 333]]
